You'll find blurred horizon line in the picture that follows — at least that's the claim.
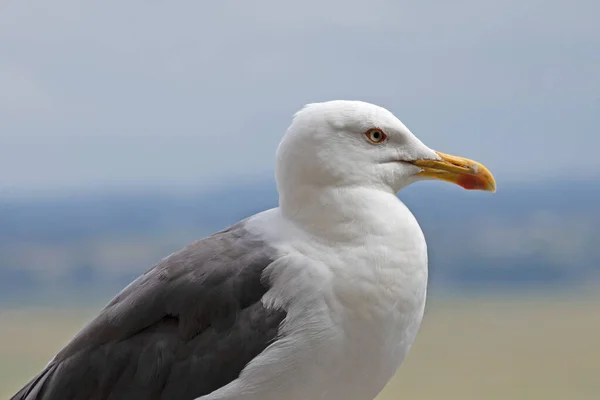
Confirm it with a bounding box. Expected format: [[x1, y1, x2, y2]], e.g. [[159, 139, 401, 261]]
[[2, 171, 600, 202]]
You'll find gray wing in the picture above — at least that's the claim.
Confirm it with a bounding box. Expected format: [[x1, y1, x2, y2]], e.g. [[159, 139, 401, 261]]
[[11, 221, 287, 400]]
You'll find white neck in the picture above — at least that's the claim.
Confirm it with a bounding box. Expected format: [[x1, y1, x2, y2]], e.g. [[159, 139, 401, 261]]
[[278, 182, 418, 246]]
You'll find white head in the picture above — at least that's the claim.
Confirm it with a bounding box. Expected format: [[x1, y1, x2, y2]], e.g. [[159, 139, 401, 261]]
[[276, 100, 495, 199]]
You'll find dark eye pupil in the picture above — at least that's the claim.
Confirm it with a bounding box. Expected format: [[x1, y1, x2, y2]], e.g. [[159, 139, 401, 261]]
[[372, 131, 381, 139]]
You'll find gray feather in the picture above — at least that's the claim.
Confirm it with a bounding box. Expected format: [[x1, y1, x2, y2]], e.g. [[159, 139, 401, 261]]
[[10, 221, 286, 400]]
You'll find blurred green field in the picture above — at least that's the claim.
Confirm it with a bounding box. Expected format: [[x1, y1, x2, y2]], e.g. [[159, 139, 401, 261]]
[[1, 294, 599, 399]]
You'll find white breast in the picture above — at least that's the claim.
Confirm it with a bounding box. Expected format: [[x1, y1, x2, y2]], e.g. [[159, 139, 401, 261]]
[[202, 191, 428, 400]]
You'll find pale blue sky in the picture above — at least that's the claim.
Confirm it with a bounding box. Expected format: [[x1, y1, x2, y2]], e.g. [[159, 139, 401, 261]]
[[1, 0, 599, 194]]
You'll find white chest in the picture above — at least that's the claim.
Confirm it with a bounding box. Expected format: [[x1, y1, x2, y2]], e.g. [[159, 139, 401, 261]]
[[301, 240, 428, 400], [263, 216, 428, 399], [212, 199, 430, 400]]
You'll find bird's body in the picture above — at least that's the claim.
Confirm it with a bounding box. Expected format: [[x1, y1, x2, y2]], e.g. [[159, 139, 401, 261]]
[[207, 189, 427, 400], [11, 100, 495, 400]]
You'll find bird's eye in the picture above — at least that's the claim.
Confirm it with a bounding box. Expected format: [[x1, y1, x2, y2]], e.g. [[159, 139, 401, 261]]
[[365, 128, 387, 144]]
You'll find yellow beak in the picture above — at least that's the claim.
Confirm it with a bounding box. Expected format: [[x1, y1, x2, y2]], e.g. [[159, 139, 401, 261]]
[[409, 151, 497, 192]]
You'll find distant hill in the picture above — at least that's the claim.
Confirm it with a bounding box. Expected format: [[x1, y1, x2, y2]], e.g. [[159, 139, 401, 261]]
[[1, 178, 599, 303]]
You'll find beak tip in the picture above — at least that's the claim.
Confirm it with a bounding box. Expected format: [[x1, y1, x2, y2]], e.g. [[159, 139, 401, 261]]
[[457, 173, 497, 193]]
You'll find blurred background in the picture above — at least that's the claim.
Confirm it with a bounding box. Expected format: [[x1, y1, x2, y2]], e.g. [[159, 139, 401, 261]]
[[1, 1, 599, 399]]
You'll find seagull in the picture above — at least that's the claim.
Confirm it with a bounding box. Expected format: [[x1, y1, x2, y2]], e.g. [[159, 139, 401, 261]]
[[12, 100, 496, 400]]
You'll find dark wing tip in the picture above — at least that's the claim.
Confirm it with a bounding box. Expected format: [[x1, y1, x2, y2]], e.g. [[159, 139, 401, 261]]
[[10, 363, 57, 400]]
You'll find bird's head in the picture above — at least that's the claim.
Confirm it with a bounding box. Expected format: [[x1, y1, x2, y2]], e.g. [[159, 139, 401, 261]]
[[276, 100, 496, 195]]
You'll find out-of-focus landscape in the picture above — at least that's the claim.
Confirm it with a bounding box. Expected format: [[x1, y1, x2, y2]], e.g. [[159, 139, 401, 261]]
[[2, 1, 600, 399], [1, 181, 600, 305], [2, 182, 600, 399]]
